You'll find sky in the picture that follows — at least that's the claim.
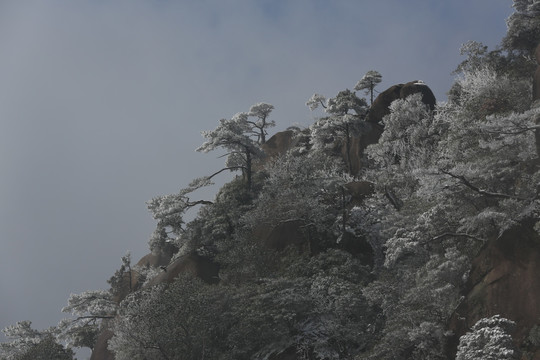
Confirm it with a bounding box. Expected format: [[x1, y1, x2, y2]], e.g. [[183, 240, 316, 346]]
[[0, 0, 513, 357]]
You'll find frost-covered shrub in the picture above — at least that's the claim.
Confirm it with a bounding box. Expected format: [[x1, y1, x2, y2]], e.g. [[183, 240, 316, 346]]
[[450, 67, 531, 118], [456, 315, 518, 360], [0, 321, 75, 360]]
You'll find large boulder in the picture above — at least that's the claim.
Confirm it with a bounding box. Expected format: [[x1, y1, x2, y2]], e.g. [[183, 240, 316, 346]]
[[261, 130, 297, 158], [135, 250, 173, 269], [255, 129, 302, 172], [146, 252, 220, 286], [107, 250, 174, 304], [447, 218, 540, 359], [339, 80, 435, 174], [367, 80, 436, 124]]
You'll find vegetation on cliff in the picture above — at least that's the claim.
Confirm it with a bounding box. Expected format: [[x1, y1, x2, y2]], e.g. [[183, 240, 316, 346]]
[[2, 1, 540, 359]]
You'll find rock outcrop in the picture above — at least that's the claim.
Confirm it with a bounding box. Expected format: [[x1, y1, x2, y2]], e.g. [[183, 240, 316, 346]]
[[367, 80, 436, 124], [146, 252, 220, 286], [447, 218, 540, 359], [257, 81, 435, 176], [261, 130, 298, 158], [342, 81, 435, 173]]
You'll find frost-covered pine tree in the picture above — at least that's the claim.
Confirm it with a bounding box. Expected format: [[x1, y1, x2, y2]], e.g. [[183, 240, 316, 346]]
[[56, 289, 117, 351], [307, 89, 368, 174], [146, 176, 213, 252], [0, 321, 74, 360], [197, 112, 264, 190], [306, 93, 327, 111], [503, 0, 540, 54], [354, 70, 382, 105], [247, 102, 275, 144], [109, 276, 231, 360]]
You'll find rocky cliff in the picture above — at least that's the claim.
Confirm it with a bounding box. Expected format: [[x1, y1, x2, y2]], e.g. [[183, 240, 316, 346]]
[[448, 218, 540, 359]]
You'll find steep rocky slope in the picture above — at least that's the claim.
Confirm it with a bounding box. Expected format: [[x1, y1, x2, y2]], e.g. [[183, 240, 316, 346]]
[[89, 81, 437, 359]]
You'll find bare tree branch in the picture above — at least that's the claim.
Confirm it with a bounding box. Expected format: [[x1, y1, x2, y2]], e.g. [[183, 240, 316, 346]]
[[186, 199, 214, 207], [426, 232, 486, 244], [206, 166, 247, 180], [440, 170, 529, 200], [484, 124, 540, 135], [384, 186, 403, 210]]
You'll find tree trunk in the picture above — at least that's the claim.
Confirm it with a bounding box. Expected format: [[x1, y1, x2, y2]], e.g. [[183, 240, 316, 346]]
[[260, 127, 266, 144], [245, 148, 252, 191], [534, 43, 540, 157], [534, 115, 540, 158], [344, 123, 353, 175]]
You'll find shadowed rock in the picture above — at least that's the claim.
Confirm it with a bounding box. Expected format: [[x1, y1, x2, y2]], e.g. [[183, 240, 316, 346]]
[[342, 123, 384, 174], [256, 219, 311, 254], [367, 80, 436, 124], [344, 181, 375, 206]]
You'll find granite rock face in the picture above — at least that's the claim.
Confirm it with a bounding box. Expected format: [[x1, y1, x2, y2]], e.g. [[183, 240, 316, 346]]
[[448, 219, 540, 359], [260, 130, 298, 158]]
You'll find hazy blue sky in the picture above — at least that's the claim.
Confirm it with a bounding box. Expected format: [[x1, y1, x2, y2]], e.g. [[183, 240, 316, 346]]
[[0, 0, 512, 356]]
